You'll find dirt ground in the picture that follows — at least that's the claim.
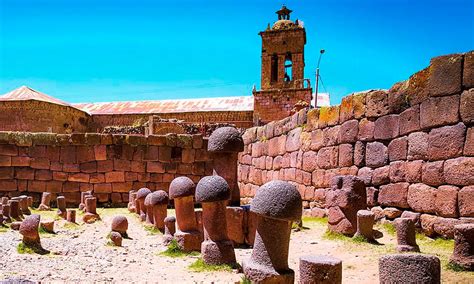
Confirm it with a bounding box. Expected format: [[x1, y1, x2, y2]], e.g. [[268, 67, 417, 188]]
[[1, 208, 473, 283]]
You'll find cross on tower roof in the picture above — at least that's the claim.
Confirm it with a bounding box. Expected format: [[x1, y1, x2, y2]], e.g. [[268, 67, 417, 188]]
[[276, 5, 292, 20]]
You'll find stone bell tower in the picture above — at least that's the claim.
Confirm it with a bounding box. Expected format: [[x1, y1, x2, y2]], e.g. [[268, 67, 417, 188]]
[[253, 5, 312, 125]]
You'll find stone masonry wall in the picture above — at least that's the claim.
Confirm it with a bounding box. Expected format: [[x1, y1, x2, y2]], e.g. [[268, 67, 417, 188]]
[[238, 51, 474, 238], [0, 132, 213, 206]]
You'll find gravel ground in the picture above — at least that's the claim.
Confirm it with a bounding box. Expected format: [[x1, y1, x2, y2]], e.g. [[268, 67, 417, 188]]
[[0, 208, 473, 283]]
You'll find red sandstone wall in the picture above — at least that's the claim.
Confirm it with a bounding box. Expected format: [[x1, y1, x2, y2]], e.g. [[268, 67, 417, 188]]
[[238, 51, 474, 239], [0, 132, 213, 206], [0, 101, 91, 133]]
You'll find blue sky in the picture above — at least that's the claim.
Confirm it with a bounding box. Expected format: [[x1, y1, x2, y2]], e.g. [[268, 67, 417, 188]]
[[0, 0, 472, 105]]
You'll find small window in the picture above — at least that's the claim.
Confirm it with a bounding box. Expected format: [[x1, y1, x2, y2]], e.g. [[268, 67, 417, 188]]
[[284, 54, 292, 82]]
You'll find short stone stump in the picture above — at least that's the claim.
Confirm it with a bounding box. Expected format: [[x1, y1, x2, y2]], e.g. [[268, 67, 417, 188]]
[[299, 255, 342, 284], [379, 254, 440, 284]]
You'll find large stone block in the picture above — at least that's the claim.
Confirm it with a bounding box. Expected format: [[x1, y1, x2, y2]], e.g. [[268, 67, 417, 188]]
[[435, 185, 459, 218], [399, 105, 420, 136], [388, 136, 407, 161], [365, 142, 388, 168], [428, 123, 465, 161], [338, 144, 353, 167], [319, 106, 340, 128], [339, 95, 355, 122], [354, 141, 365, 167], [428, 53, 463, 97], [358, 118, 375, 141], [465, 127, 474, 156], [407, 183, 436, 214], [353, 92, 367, 118], [374, 115, 400, 140], [226, 207, 245, 246], [407, 132, 429, 160], [366, 90, 390, 118], [459, 186, 474, 217], [317, 147, 338, 169], [421, 161, 445, 186], [339, 120, 359, 143], [285, 128, 301, 152], [357, 167, 373, 185], [267, 135, 286, 157], [463, 51, 474, 88], [302, 151, 318, 172], [389, 160, 422, 183], [372, 166, 390, 186], [420, 95, 460, 129], [444, 157, 474, 186], [310, 129, 324, 151], [379, 183, 409, 208], [460, 89, 474, 124], [323, 126, 340, 147]]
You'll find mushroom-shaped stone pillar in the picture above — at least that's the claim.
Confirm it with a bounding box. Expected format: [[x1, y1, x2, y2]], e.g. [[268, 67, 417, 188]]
[[83, 196, 100, 224], [169, 176, 202, 252], [19, 214, 41, 249], [207, 126, 244, 206], [243, 180, 302, 283], [38, 192, 52, 211], [196, 175, 236, 265], [395, 218, 419, 252], [136, 188, 151, 222], [145, 190, 169, 231], [112, 215, 129, 238]]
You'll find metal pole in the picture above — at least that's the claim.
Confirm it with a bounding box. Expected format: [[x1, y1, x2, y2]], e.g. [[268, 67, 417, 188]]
[[315, 67, 320, 108]]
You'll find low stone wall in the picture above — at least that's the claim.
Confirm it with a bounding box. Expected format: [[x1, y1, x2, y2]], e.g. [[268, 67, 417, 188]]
[[0, 132, 213, 205], [238, 51, 474, 238]]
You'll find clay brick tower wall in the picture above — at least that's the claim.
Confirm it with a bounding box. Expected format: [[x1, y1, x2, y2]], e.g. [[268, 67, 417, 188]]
[[253, 6, 312, 125]]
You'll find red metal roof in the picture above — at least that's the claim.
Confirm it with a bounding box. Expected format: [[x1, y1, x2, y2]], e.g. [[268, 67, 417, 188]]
[[0, 86, 75, 108], [72, 96, 254, 115]]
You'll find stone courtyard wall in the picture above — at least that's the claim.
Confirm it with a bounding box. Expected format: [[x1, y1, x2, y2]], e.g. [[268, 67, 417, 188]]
[[0, 132, 213, 206], [238, 51, 474, 238]]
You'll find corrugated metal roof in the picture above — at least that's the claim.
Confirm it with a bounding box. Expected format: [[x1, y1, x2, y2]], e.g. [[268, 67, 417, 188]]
[[72, 96, 254, 115], [0, 86, 75, 108]]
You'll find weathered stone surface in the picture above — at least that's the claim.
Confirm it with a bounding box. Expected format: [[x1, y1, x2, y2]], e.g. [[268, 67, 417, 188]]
[[196, 175, 230, 203], [319, 106, 340, 128], [460, 89, 474, 123], [226, 207, 245, 246], [267, 135, 286, 157], [428, 123, 465, 161], [420, 95, 460, 129], [339, 120, 358, 143], [465, 127, 474, 156], [433, 217, 465, 239], [379, 254, 440, 284], [366, 91, 389, 118], [388, 137, 407, 161], [317, 147, 338, 169], [358, 118, 374, 141], [435, 185, 459, 218], [285, 127, 301, 152], [326, 176, 366, 236], [459, 186, 474, 217], [444, 157, 474, 186], [19, 214, 41, 247], [302, 151, 318, 172], [395, 218, 419, 252], [374, 115, 399, 140], [407, 183, 436, 214], [110, 231, 122, 246], [378, 183, 409, 208], [252, 180, 302, 221], [399, 105, 420, 136], [428, 53, 463, 97], [421, 161, 445, 186], [463, 51, 474, 88], [407, 132, 429, 160], [323, 126, 340, 146], [207, 126, 243, 152], [357, 167, 373, 185], [372, 166, 389, 186], [366, 187, 378, 207], [353, 141, 365, 167], [338, 144, 353, 167], [401, 211, 421, 228], [449, 224, 474, 271], [389, 160, 422, 183], [365, 142, 388, 168], [299, 255, 342, 284], [420, 214, 437, 237], [383, 207, 402, 219], [111, 215, 128, 236]]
